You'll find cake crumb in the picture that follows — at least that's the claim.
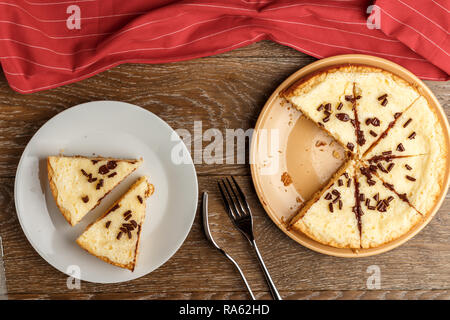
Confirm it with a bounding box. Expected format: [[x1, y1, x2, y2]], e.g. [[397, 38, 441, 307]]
[[281, 172, 293, 186]]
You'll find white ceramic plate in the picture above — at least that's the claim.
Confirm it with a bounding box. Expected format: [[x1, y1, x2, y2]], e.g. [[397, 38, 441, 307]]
[[14, 101, 198, 283]]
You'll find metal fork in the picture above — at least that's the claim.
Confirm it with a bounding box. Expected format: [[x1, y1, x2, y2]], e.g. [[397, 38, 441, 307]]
[[202, 192, 255, 300], [218, 177, 282, 300]]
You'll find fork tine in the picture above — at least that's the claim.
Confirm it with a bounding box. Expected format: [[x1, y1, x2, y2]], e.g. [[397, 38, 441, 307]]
[[218, 180, 239, 220], [222, 178, 243, 218], [226, 177, 248, 217], [230, 176, 251, 216]]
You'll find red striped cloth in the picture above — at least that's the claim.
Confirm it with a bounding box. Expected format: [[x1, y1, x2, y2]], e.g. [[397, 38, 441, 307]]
[[0, 0, 448, 94]]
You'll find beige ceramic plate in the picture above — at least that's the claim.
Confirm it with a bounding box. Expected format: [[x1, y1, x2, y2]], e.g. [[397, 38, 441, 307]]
[[250, 54, 450, 257]]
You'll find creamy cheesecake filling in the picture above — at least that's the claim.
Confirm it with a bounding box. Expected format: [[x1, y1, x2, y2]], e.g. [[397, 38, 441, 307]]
[[76, 176, 154, 271]]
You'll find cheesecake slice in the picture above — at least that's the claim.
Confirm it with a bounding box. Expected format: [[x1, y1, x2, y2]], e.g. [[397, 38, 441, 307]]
[[48, 156, 142, 226], [282, 66, 358, 153], [289, 160, 361, 249], [357, 165, 422, 249], [364, 155, 444, 216], [365, 96, 446, 158], [76, 176, 154, 271]]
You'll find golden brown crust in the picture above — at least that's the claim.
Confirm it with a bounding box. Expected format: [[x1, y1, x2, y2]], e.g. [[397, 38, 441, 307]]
[[47, 158, 74, 225], [76, 177, 153, 271], [281, 64, 419, 99]]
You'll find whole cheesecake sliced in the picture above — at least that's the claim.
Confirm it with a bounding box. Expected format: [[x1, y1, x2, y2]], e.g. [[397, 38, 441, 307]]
[[357, 165, 423, 249], [289, 160, 361, 249], [47, 156, 142, 226], [76, 176, 154, 271], [364, 155, 444, 216]]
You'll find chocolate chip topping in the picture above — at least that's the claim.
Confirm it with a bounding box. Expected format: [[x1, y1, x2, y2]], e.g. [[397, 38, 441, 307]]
[[324, 193, 332, 200], [338, 179, 343, 186], [91, 160, 99, 165], [369, 130, 378, 137], [381, 98, 388, 106], [96, 179, 104, 190], [406, 175, 416, 181], [130, 220, 138, 228], [336, 113, 350, 122], [324, 103, 331, 111], [387, 163, 395, 172], [137, 195, 143, 203], [403, 118, 412, 128], [371, 118, 380, 126], [123, 210, 132, 217], [338, 200, 343, 210], [317, 104, 324, 111], [127, 231, 132, 239], [117, 232, 123, 240], [377, 94, 387, 101], [107, 172, 117, 178], [105, 221, 111, 228], [394, 112, 402, 119], [347, 142, 355, 151], [81, 196, 89, 203], [107, 161, 117, 170], [408, 132, 416, 139], [405, 164, 412, 170], [81, 169, 88, 176], [337, 102, 343, 110], [98, 165, 109, 175], [329, 203, 333, 213], [396, 143, 405, 152]]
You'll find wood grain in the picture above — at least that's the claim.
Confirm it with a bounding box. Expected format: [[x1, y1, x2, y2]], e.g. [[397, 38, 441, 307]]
[[0, 40, 448, 300]]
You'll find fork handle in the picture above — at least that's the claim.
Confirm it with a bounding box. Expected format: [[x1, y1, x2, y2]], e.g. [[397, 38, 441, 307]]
[[250, 240, 282, 300]]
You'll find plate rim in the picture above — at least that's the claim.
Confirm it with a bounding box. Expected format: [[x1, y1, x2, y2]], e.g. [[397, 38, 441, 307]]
[[250, 54, 450, 258], [14, 100, 198, 282]]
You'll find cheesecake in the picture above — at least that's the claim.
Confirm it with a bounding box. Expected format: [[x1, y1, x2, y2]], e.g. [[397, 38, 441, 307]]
[[76, 176, 154, 271], [290, 160, 360, 248], [284, 65, 447, 249], [48, 156, 142, 226]]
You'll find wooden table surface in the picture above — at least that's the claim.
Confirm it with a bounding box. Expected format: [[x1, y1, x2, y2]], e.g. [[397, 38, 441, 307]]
[[0, 41, 449, 300]]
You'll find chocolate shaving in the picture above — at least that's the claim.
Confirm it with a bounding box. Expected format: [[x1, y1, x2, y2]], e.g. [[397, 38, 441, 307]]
[[337, 102, 343, 110], [369, 130, 378, 137], [324, 193, 332, 200], [117, 232, 122, 240], [406, 175, 416, 181], [387, 163, 395, 172], [137, 195, 143, 204], [381, 98, 388, 106], [336, 113, 350, 122], [96, 179, 104, 190], [329, 203, 333, 212], [317, 104, 324, 111], [396, 143, 405, 152], [106, 161, 117, 169], [98, 165, 109, 175], [81, 196, 89, 203], [403, 118, 412, 127], [105, 221, 111, 228], [405, 164, 412, 170], [378, 94, 387, 101], [347, 142, 355, 151], [107, 172, 117, 178], [408, 132, 416, 139]]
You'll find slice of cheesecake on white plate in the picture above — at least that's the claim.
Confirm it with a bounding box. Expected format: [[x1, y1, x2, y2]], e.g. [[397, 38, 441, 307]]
[[76, 176, 154, 271], [357, 165, 423, 249], [47, 156, 142, 226], [289, 160, 361, 249]]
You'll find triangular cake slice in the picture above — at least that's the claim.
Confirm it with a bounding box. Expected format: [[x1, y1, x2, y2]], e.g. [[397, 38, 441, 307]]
[[354, 69, 419, 155], [48, 156, 142, 226], [289, 160, 360, 248], [363, 155, 445, 216], [365, 96, 446, 158], [357, 165, 423, 249], [76, 176, 154, 271], [282, 66, 358, 153]]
